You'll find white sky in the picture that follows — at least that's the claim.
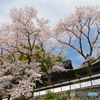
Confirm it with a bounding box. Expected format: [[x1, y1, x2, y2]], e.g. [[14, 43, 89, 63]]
[[0, 0, 100, 27], [0, 0, 100, 67]]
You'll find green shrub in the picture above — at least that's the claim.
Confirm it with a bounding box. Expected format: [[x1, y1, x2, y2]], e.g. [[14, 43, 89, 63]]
[[44, 91, 58, 100]]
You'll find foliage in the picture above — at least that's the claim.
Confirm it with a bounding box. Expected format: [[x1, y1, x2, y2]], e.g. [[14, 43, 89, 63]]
[[75, 73, 80, 77], [44, 91, 58, 100], [42, 80, 49, 85], [19, 53, 28, 61], [33, 45, 66, 84]]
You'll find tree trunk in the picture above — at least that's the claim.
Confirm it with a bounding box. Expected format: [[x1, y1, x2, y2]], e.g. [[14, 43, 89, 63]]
[[87, 61, 92, 74], [27, 55, 31, 65], [7, 94, 11, 100], [47, 74, 52, 84], [0, 95, 2, 100]]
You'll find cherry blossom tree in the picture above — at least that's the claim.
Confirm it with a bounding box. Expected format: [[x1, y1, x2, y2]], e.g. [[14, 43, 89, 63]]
[[54, 6, 100, 73], [0, 6, 67, 99], [8, 6, 66, 84], [0, 6, 50, 98], [0, 54, 41, 98], [9, 6, 51, 65], [9, 61, 41, 98], [0, 57, 41, 99]]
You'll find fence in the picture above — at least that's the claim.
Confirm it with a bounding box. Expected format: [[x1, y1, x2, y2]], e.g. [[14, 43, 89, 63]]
[[33, 72, 100, 97]]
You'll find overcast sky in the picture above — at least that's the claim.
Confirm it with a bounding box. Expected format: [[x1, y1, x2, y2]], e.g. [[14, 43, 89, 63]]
[[0, 0, 100, 67], [0, 0, 100, 26]]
